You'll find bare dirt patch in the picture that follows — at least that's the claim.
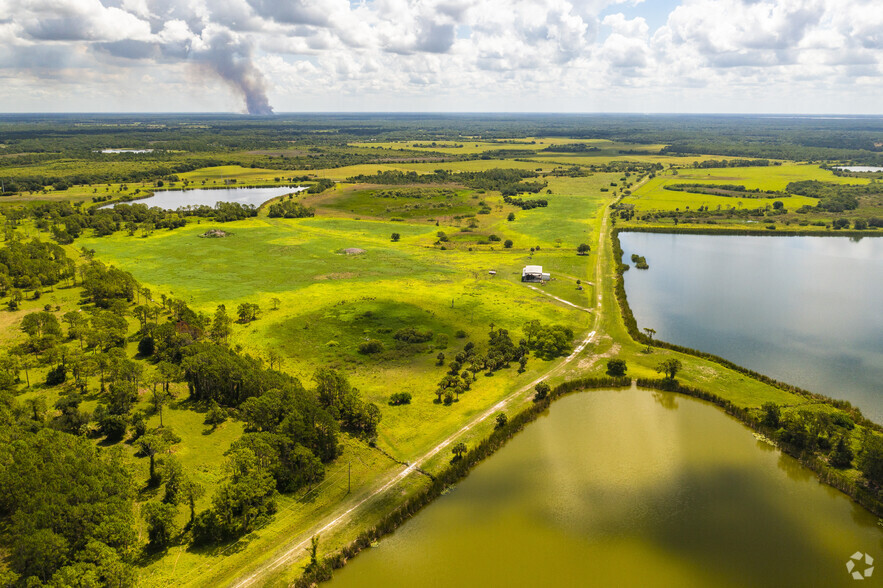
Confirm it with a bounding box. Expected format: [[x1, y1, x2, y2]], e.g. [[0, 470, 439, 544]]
[[577, 339, 619, 371], [199, 229, 232, 238]]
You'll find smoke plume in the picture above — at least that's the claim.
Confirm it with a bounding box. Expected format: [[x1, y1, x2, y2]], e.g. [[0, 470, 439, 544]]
[[198, 30, 274, 115]]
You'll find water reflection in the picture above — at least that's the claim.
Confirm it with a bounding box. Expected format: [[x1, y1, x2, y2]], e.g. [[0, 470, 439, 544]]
[[331, 391, 882, 588]]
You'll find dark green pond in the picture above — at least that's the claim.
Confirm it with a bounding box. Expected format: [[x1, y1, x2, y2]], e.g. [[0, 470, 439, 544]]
[[619, 233, 883, 421], [331, 390, 881, 587]]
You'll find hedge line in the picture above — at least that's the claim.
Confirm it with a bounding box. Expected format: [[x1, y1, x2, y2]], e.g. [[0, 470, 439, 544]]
[[611, 228, 881, 433], [293, 376, 631, 587]]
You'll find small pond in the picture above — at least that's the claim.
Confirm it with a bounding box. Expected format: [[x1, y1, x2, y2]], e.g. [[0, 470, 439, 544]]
[[834, 166, 883, 173], [107, 185, 307, 210], [100, 148, 154, 154]]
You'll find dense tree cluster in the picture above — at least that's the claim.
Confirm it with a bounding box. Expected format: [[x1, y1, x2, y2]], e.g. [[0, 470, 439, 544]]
[[502, 195, 548, 209], [787, 180, 876, 212], [540, 143, 600, 153], [81, 261, 138, 308], [0, 427, 136, 586], [267, 200, 315, 218], [313, 368, 381, 441], [0, 239, 74, 295], [307, 178, 335, 193], [522, 320, 575, 359], [393, 327, 434, 344]]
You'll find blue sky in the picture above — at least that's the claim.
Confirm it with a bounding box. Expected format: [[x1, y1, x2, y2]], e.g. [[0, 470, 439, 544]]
[[0, 0, 881, 114]]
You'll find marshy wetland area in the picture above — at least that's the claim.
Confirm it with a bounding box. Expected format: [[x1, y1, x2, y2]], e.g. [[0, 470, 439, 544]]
[[0, 114, 882, 587]]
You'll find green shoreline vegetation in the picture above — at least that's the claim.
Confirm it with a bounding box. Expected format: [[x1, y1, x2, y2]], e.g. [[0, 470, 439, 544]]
[[0, 114, 881, 587]]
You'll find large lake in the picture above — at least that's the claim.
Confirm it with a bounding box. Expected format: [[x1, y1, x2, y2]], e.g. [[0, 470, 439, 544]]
[[619, 233, 883, 421], [110, 186, 306, 210], [331, 390, 882, 587]]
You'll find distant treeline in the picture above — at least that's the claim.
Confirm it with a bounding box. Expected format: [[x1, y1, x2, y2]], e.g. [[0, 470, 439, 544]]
[[689, 159, 774, 168], [4, 114, 883, 164], [0, 160, 226, 193]]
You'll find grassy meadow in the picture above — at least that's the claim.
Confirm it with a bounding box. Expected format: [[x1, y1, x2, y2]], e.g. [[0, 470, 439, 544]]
[[623, 163, 870, 212]]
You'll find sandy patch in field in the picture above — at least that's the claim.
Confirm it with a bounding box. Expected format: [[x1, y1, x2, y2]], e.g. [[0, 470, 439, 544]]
[[577, 339, 620, 371]]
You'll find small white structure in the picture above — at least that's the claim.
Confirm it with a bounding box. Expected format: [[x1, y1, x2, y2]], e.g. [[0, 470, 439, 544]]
[[488, 270, 497, 276], [522, 265, 551, 282]]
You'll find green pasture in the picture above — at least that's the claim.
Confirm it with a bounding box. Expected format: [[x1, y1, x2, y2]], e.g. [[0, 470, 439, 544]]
[[78, 200, 595, 456], [320, 185, 480, 220], [622, 164, 866, 211]]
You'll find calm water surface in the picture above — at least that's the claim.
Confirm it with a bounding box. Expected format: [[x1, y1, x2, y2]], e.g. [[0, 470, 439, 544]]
[[835, 166, 883, 173], [620, 233, 883, 421], [110, 185, 306, 210], [100, 148, 154, 154], [331, 390, 882, 587]]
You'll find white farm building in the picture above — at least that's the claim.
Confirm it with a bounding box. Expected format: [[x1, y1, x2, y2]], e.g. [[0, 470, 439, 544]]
[[521, 265, 550, 283]]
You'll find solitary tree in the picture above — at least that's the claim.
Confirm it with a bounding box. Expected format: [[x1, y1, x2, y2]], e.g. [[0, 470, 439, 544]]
[[391, 232, 401, 242], [236, 302, 260, 323], [306, 534, 322, 572], [655, 358, 683, 381], [606, 359, 627, 377], [643, 327, 656, 352], [507, 212, 515, 221], [534, 381, 551, 401], [210, 304, 232, 343], [503, 239, 513, 249], [452, 442, 467, 460], [577, 243, 591, 255], [139, 428, 178, 485]]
